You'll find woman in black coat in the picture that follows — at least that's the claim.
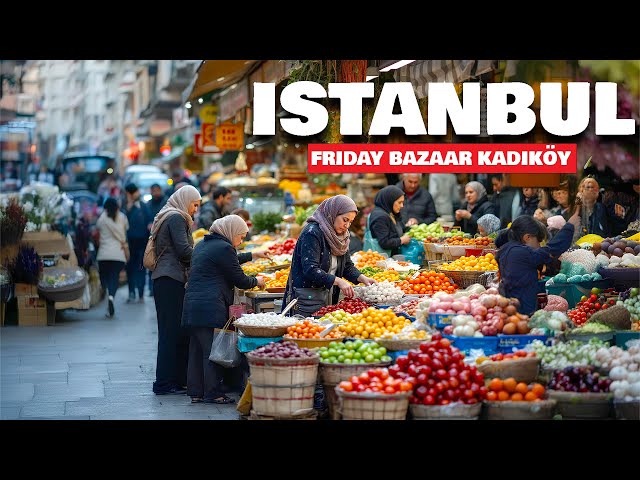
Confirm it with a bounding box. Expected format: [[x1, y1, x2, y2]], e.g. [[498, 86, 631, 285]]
[[182, 215, 268, 404], [368, 186, 412, 257], [454, 181, 496, 235]]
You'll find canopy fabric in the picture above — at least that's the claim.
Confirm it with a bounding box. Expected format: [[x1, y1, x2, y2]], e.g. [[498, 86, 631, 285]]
[[185, 60, 258, 102], [394, 60, 495, 98]]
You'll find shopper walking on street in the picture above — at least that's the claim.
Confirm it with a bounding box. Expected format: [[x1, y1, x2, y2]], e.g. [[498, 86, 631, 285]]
[[182, 215, 268, 404], [146, 183, 167, 296], [96, 197, 129, 318], [454, 181, 496, 235], [151, 185, 202, 396], [124, 183, 152, 302]]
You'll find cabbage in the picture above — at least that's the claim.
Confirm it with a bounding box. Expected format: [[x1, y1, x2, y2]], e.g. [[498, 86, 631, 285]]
[[568, 275, 584, 283], [559, 249, 599, 273], [553, 273, 568, 284]]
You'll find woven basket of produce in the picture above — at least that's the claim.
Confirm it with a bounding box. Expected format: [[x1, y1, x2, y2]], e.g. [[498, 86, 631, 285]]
[[235, 325, 291, 337], [547, 391, 613, 419], [284, 336, 344, 349], [477, 357, 541, 384], [319, 361, 392, 385], [37, 267, 88, 303], [336, 389, 410, 420], [410, 402, 482, 420], [482, 399, 557, 420], [376, 338, 425, 351], [436, 269, 498, 288]]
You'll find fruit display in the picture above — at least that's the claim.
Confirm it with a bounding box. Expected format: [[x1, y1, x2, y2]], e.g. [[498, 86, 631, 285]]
[[388, 335, 489, 406], [241, 263, 266, 275], [354, 281, 405, 304], [595, 344, 640, 370], [592, 237, 640, 257], [448, 315, 480, 337], [378, 325, 430, 341], [528, 310, 571, 334], [423, 235, 442, 244], [337, 307, 412, 339], [371, 270, 400, 282], [407, 222, 445, 241], [352, 250, 387, 269], [234, 313, 298, 327], [313, 298, 371, 316], [609, 354, 640, 400], [439, 253, 498, 271], [317, 310, 354, 324], [548, 366, 611, 393], [265, 268, 289, 288], [486, 377, 547, 402], [392, 299, 422, 317], [476, 350, 537, 365], [396, 270, 459, 295], [620, 288, 640, 323], [586, 304, 632, 330], [250, 341, 318, 359], [268, 238, 297, 255], [192, 228, 208, 244], [359, 266, 384, 277], [319, 340, 392, 364], [284, 319, 343, 339], [440, 229, 465, 238], [444, 236, 493, 246], [337, 367, 415, 394], [568, 291, 618, 326], [527, 339, 608, 370]]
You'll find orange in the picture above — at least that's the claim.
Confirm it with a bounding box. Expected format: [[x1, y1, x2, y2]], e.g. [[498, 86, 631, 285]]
[[531, 383, 545, 398], [486, 391, 498, 401], [515, 382, 529, 395], [489, 378, 504, 392], [510, 392, 523, 402], [524, 391, 538, 402], [497, 391, 510, 401], [503, 378, 517, 393]]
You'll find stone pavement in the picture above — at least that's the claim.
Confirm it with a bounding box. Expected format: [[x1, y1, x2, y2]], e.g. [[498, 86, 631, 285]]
[[0, 293, 241, 420]]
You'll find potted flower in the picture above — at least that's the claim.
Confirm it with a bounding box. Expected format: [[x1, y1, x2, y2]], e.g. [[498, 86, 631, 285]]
[[0, 199, 27, 247]]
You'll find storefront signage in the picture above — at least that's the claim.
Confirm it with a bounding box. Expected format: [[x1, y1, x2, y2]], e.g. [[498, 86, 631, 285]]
[[219, 79, 248, 122], [201, 123, 216, 148], [199, 105, 218, 124], [215, 123, 244, 151]]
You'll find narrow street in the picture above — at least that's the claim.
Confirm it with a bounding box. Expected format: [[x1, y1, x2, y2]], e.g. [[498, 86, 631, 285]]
[[0, 295, 240, 420]]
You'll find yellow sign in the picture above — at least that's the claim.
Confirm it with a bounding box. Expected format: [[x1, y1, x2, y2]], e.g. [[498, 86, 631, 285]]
[[199, 105, 218, 124], [215, 123, 244, 151]]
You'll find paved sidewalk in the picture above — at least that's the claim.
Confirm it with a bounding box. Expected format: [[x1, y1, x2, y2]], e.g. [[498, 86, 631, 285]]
[[1, 294, 240, 420]]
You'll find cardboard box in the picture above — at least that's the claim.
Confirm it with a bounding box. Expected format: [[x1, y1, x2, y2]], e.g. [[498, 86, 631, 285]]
[[17, 294, 47, 310], [15, 283, 38, 297], [17, 295, 48, 326]]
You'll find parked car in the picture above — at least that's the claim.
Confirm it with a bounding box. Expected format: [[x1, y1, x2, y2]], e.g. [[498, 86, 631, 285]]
[[59, 151, 117, 193], [123, 165, 171, 202]]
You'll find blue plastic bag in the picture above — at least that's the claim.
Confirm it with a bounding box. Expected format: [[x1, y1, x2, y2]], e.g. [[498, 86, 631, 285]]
[[400, 238, 425, 266]]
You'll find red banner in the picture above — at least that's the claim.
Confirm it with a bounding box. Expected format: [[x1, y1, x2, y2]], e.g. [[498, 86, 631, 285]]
[[307, 144, 577, 173]]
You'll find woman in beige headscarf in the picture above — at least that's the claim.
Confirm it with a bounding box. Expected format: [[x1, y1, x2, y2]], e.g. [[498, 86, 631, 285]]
[[181, 215, 268, 404], [151, 185, 202, 396]]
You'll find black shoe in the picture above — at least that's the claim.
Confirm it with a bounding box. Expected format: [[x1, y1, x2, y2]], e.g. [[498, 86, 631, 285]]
[[154, 386, 188, 396], [108, 296, 114, 317]]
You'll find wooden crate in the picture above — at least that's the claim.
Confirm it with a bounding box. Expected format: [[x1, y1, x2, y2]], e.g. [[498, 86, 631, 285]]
[[17, 295, 50, 326]]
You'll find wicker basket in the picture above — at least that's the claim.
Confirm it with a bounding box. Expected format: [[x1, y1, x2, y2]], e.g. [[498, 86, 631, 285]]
[[246, 353, 319, 386], [318, 361, 392, 385], [37, 267, 88, 303], [477, 357, 541, 384], [613, 399, 640, 420], [376, 338, 425, 351], [410, 402, 482, 420], [250, 382, 317, 417], [547, 390, 613, 419], [435, 268, 498, 288], [336, 388, 411, 420], [284, 336, 344, 349], [235, 325, 292, 337], [423, 243, 445, 261], [248, 409, 317, 420], [482, 399, 557, 420], [442, 245, 467, 261]]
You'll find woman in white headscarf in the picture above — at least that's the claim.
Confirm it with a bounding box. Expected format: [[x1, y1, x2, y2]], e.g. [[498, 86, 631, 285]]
[[181, 215, 268, 404], [454, 181, 496, 235], [150, 185, 202, 396]]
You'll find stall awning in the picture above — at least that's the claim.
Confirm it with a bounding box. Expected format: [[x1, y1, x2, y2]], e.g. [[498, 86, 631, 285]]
[[394, 60, 496, 98], [184, 60, 259, 102]]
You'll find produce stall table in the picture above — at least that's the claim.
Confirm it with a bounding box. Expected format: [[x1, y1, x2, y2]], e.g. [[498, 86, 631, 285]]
[[243, 291, 285, 314]]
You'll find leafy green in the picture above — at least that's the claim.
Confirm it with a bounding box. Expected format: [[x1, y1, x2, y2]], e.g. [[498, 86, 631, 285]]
[[252, 212, 283, 233]]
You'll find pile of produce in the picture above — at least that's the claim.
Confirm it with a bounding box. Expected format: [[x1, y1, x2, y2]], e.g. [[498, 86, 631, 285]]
[[389, 335, 488, 406], [585, 304, 631, 330], [267, 238, 296, 255], [596, 253, 640, 268], [527, 339, 608, 369], [558, 248, 599, 273], [378, 325, 430, 341], [594, 344, 640, 370], [354, 281, 404, 304], [608, 347, 640, 399], [337, 367, 415, 394], [313, 298, 371, 316], [476, 350, 537, 365], [406, 222, 445, 241], [358, 266, 383, 277], [547, 366, 611, 393], [568, 323, 614, 335], [241, 263, 266, 275], [440, 230, 465, 239], [592, 237, 640, 257], [319, 340, 392, 364], [284, 319, 342, 339], [352, 250, 387, 269], [567, 290, 618, 326], [396, 270, 458, 295], [234, 313, 298, 327], [392, 299, 422, 318], [371, 270, 400, 282], [549, 272, 603, 284], [439, 253, 498, 271], [337, 307, 411, 339], [265, 268, 289, 288], [252, 212, 283, 234], [250, 341, 318, 359], [528, 310, 571, 335], [40, 270, 85, 288], [486, 377, 547, 402], [445, 236, 492, 246], [619, 288, 640, 328], [317, 310, 354, 324]]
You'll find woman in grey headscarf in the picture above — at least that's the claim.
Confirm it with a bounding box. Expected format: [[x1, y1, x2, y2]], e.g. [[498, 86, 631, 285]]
[[455, 181, 496, 235], [476, 214, 501, 237], [283, 195, 376, 317]]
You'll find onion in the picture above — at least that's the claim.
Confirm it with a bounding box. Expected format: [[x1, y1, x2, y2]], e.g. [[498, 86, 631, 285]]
[[496, 296, 510, 308], [485, 287, 499, 295], [480, 295, 497, 309]]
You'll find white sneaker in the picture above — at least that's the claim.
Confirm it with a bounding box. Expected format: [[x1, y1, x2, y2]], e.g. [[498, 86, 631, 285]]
[[107, 295, 115, 317]]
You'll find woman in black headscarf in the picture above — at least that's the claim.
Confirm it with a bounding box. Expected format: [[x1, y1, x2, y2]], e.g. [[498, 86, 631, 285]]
[[367, 186, 411, 257]]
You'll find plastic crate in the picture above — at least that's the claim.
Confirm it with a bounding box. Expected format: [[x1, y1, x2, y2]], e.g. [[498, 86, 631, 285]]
[[237, 334, 283, 353], [545, 279, 613, 309], [496, 335, 549, 354], [615, 331, 640, 350], [443, 335, 499, 355], [428, 313, 455, 329]]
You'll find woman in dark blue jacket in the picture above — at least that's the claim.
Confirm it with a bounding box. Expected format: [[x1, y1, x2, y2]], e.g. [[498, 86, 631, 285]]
[[495, 211, 580, 316], [368, 186, 411, 257], [182, 215, 268, 404], [283, 195, 376, 317], [454, 181, 496, 235]]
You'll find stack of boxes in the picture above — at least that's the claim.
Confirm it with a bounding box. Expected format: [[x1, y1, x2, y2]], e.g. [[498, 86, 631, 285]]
[[14, 283, 49, 326]]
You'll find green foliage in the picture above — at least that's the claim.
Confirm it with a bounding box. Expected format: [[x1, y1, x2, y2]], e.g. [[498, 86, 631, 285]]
[[252, 211, 283, 233]]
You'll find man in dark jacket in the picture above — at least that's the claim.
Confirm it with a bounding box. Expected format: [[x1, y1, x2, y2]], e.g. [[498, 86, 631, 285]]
[[123, 183, 153, 302], [515, 188, 540, 218], [196, 186, 232, 230], [490, 174, 519, 228], [146, 183, 167, 296], [395, 174, 438, 226]]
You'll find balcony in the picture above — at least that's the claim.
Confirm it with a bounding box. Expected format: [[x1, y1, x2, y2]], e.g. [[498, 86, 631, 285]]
[[165, 60, 198, 91]]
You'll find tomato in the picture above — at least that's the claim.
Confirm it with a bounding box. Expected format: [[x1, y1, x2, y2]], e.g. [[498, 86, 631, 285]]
[[470, 383, 480, 393], [378, 369, 389, 380], [408, 350, 420, 362], [459, 371, 471, 383], [388, 365, 402, 377], [395, 356, 409, 370], [350, 376, 360, 385], [445, 390, 457, 401], [399, 382, 413, 392], [423, 395, 436, 405], [449, 377, 460, 389], [432, 333, 442, 341], [436, 369, 448, 380], [415, 385, 428, 398], [440, 380, 450, 391], [407, 364, 418, 377], [463, 389, 475, 399], [409, 395, 419, 404], [440, 399, 450, 405], [439, 338, 451, 348], [418, 353, 431, 365], [432, 352, 444, 362], [356, 384, 367, 392], [359, 372, 370, 383], [417, 373, 429, 386], [464, 398, 478, 404], [339, 381, 353, 391], [426, 378, 436, 387], [431, 359, 444, 370], [419, 343, 430, 353], [435, 382, 446, 394]]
